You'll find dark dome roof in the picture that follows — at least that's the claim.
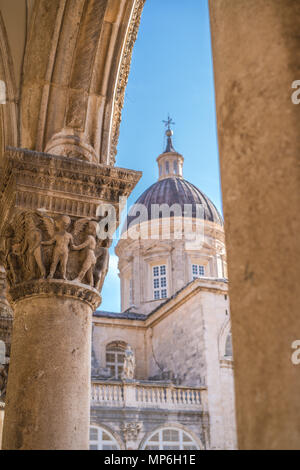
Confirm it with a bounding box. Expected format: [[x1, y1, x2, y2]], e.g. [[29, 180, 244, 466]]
[[125, 177, 223, 230]]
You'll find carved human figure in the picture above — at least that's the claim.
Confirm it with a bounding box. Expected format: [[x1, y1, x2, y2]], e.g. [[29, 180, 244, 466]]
[[23, 214, 46, 280], [94, 238, 110, 291], [122, 345, 135, 381], [42, 215, 73, 280], [72, 221, 98, 285]]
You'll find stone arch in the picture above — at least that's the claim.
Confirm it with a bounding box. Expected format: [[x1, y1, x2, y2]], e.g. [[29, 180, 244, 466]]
[[0, 340, 5, 364], [20, 0, 145, 165]]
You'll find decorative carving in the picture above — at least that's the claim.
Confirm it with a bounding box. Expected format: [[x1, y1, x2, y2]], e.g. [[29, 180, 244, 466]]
[[109, 0, 146, 164], [0, 361, 8, 403], [120, 422, 142, 442], [3, 210, 110, 285], [8, 279, 101, 310], [72, 219, 98, 285], [0, 148, 141, 232], [0, 147, 141, 307], [121, 345, 136, 381]]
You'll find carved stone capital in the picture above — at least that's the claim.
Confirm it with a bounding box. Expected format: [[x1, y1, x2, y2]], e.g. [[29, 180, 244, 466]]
[[0, 148, 141, 307]]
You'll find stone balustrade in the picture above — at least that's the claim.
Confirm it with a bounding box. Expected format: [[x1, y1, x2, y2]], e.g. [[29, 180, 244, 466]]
[[91, 381, 206, 410]]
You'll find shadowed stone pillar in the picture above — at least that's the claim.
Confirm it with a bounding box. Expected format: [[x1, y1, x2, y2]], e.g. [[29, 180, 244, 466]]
[[209, 0, 300, 449], [0, 148, 141, 449]]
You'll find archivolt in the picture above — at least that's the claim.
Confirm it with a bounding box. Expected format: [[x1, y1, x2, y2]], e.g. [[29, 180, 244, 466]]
[[20, 0, 145, 165]]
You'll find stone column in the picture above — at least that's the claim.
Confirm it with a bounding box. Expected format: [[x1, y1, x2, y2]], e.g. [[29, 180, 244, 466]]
[[0, 148, 141, 449], [209, 0, 300, 449]]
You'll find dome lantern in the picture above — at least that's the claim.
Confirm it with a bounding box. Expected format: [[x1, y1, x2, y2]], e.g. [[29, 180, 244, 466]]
[[157, 116, 184, 180]]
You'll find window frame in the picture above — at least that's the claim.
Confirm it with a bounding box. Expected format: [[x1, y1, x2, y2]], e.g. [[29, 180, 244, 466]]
[[152, 264, 168, 300], [192, 263, 205, 280], [105, 341, 127, 380]]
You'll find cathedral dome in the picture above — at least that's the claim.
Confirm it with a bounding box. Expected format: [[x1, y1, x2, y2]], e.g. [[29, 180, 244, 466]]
[[124, 118, 223, 231], [126, 176, 223, 229]]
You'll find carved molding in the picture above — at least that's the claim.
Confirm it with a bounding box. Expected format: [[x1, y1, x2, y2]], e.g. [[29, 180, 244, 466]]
[[120, 422, 142, 442], [109, 0, 146, 164], [8, 279, 101, 310]]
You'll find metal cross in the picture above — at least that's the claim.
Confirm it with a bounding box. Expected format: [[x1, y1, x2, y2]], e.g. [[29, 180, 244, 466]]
[[163, 114, 175, 130]]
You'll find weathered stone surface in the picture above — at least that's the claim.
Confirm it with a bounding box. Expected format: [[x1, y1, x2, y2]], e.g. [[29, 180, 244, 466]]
[[209, 0, 300, 450]]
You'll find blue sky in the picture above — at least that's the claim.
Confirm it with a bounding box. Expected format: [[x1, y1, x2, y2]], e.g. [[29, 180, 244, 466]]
[[100, 0, 221, 312]]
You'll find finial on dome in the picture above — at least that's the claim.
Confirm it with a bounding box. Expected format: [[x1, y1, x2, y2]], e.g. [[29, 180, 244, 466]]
[[163, 114, 175, 133], [162, 114, 176, 153]]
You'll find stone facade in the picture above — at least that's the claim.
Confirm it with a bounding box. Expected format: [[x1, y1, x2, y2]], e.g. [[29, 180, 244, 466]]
[[91, 278, 236, 450], [89, 131, 237, 450]]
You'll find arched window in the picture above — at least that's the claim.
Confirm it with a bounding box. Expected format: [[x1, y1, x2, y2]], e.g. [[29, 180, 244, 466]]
[[153, 264, 167, 299], [89, 426, 120, 450], [142, 427, 199, 450], [0, 340, 6, 365], [105, 341, 127, 379], [225, 332, 233, 358]]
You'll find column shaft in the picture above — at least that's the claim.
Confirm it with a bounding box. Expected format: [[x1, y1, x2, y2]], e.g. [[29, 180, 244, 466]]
[[2, 297, 92, 450]]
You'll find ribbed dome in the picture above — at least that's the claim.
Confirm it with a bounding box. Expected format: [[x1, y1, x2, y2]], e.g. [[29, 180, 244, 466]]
[[125, 177, 223, 230]]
